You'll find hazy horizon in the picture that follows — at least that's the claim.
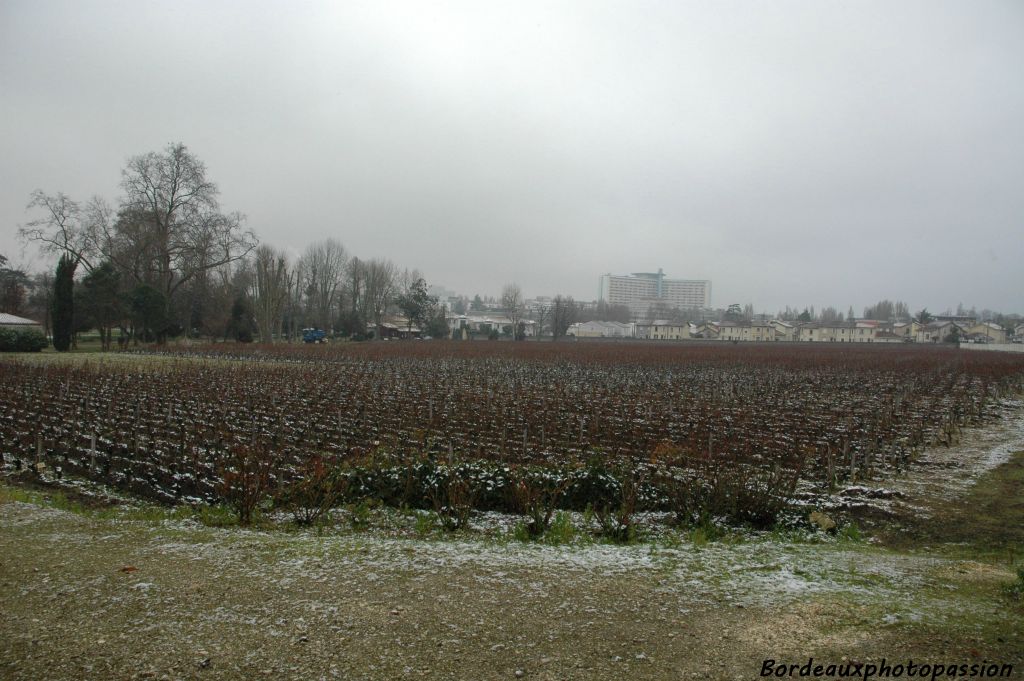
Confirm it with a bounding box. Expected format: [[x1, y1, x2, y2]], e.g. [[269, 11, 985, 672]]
[[2, 1, 1022, 315]]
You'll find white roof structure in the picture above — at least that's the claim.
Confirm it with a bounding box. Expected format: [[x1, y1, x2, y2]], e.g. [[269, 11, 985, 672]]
[[0, 313, 41, 326]]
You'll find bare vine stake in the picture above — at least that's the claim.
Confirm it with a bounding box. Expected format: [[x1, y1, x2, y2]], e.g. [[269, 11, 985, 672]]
[[90, 434, 96, 471], [522, 426, 527, 455], [36, 433, 42, 464]]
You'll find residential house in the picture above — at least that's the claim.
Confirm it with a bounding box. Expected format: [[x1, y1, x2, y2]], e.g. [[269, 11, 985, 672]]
[[915, 321, 967, 344], [892, 321, 920, 340], [717, 321, 775, 342], [771, 320, 797, 342], [646, 320, 693, 341], [693, 321, 720, 340], [966, 322, 1007, 344], [0, 313, 43, 333]]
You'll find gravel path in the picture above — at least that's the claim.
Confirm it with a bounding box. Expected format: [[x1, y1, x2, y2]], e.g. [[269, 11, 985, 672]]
[[2, 497, 1022, 681]]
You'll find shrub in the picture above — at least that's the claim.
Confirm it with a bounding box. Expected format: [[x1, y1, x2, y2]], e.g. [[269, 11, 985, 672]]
[[593, 464, 642, 544], [425, 462, 487, 530], [509, 467, 572, 539], [349, 500, 372, 531], [277, 454, 346, 526], [216, 441, 274, 525], [1002, 567, 1024, 601], [0, 328, 47, 352], [413, 510, 437, 538], [654, 443, 806, 529], [543, 511, 578, 545]]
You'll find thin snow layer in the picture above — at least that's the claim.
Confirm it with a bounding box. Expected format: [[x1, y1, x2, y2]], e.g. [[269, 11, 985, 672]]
[[0, 500, 971, 632], [824, 402, 1024, 517], [118, 527, 947, 614]]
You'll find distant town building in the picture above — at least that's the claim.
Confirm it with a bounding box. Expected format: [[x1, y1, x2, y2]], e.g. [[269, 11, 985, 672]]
[[966, 322, 1007, 344], [446, 313, 537, 339], [598, 269, 711, 321], [567, 321, 636, 339], [641, 320, 695, 341]]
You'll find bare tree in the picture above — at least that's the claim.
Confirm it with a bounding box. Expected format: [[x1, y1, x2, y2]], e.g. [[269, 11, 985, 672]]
[[99, 143, 257, 337], [25, 272, 54, 337], [284, 259, 306, 341], [249, 245, 290, 343], [363, 258, 397, 339], [533, 303, 552, 339], [337, 256, 366, 335], [501, 282, 524, 340], [299, 239, 347, 331], [19, 191, 104, 272]]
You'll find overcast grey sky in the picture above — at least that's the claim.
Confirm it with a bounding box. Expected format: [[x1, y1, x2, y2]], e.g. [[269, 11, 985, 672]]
[[2, 0, 1022, 314]]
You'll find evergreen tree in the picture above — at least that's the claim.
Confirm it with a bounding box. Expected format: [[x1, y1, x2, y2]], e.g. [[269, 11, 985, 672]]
[[79, 262, 123, 350], [396, 278, 437, 334], [130, 284, 168, 343], [51, 254, 75, 351]]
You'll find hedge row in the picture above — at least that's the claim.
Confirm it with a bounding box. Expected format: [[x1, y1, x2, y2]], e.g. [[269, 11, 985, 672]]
[[0, 328, 47, 352]]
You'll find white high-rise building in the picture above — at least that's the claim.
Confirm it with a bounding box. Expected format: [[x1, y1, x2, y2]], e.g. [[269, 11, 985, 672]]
[[598, 269, 711, 320]]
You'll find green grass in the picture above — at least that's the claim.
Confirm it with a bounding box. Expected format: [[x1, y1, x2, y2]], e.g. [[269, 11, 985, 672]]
[[878, 448, 1024, 564], [0, 483, 238, 527]]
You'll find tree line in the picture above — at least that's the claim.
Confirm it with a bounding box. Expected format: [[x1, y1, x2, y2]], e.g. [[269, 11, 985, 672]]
[[11, 143, 448, 349]]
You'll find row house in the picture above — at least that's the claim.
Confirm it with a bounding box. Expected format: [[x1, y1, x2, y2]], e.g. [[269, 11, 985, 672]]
[[771, 320, 797, 342], [966, 322, 1007, 344], [798, 320, 904, 343], [642, 320, 695, 341], [718, 321, 775, 342], [916, 320, 968, 344]]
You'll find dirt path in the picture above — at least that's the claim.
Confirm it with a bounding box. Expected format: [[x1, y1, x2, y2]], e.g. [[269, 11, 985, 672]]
[[2, 418, 1023, 680]]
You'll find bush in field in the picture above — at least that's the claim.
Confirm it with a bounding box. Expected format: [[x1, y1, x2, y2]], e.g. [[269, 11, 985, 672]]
[[0, 328, 47, 352], [426, 464, 480, 531], [593, 464, 642, 543], [563, 462, 621, 511], [277, 454, 347, 526], [509, 467, 573, 539], [216, 442, 274, 525], [653, 440, 806, 528]]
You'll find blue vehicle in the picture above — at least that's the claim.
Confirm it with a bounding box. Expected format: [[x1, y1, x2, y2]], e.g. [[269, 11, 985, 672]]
[[302, 328, 327, 344]]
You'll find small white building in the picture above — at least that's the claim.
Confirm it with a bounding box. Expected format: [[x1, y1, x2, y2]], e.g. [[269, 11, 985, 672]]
[[568, 320, 636, 338], [447, 313, 537, 339], [0, 313, 43, 333]]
